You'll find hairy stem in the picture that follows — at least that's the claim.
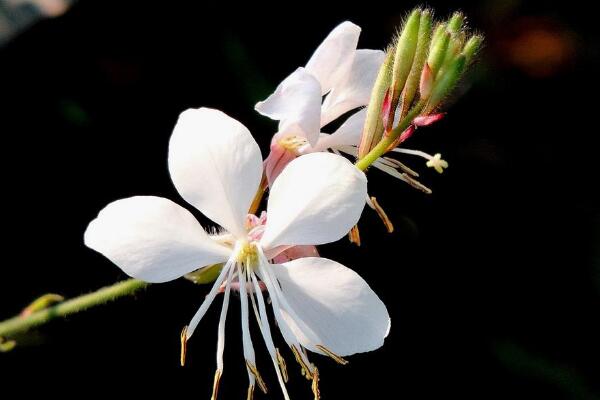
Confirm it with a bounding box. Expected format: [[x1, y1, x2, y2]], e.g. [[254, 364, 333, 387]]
[[0, 279, 148, 340]]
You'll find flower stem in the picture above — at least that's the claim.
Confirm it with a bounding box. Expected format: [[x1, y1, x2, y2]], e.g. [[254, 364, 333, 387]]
[[0, 279, 148, 340], [355, 100, 426, 171]]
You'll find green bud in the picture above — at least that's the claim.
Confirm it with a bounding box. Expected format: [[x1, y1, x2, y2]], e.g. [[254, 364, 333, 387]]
[[20, 293, 65, 317], [447, 11, 465, 34], [438, 33, 465, 77], [401, 9, 433, 117], [387, 8, 422, 128], [462, 34, 483, 64], [425, 54, 466, 114], [427, 28, 450, 79], [184, 263, 223, 284], [358, 50, 394, 159]]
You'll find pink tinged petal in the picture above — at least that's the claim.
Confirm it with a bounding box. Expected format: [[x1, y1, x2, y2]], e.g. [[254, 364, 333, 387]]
[[413, 113, 445, 127], [314, 108, 366, 152], [271, 257, 390, 356], [305, 21, 361, 95], [263, 140, 298, 187], [272, 245, 319, 264], [321, 49, 386, 126], [260, 152, 368, 250], [84, 196, 230, 283], [168, 108, 263, 238], [255, 68, 323, 146]]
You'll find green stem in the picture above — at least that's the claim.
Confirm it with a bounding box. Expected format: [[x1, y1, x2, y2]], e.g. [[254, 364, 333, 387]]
[[355, 100, 426, 171], [0, 279, 148, 340]]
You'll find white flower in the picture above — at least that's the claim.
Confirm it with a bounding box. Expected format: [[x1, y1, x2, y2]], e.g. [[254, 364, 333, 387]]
[[84, 108, 390, 399], [255, 21, 384, 152]]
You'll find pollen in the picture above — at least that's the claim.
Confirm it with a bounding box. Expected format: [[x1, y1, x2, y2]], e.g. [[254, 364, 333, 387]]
[[278, 135, 308, 153], [235, 241, 259, 268]]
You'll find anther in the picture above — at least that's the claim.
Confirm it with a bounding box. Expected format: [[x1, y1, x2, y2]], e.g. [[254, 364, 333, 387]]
[[276, 347, 289, 383], [311, 366, 321, 400], [291, 344, 313, 380], [246, 360, 268, 394], [348, 225, 361, 246], [180, 325, 188, 367], [370, 197, 394, 233], [211, 369, 222, 400], [315, 344, 349, 365]]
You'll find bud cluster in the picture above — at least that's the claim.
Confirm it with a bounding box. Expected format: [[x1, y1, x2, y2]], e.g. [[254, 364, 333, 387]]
[[358, 9, 483, 160]]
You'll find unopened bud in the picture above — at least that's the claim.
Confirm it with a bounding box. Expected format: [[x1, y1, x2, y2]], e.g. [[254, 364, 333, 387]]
[[387, 8, 422, 129], [427, 27, 450, 79], [419, 63, 434, 99], [425, 54, 466, 114], [400, 9, 433, 117], [447, 11, 465, 34], [184, 263, 223, 284], [358, 51, 393, 159], [462, 34, 483, 64]]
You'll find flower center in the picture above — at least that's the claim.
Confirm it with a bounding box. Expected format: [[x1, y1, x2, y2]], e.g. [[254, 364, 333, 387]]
[[235, 240, 259, 271]]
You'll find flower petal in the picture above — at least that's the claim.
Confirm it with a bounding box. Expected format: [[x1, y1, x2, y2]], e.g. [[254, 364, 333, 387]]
[[255, 68, 322, 146], [260, 152, 367, 249], [271, 257, 390, 356], [305, 21, 361, 95], [84, 196, 231, 283], [313, 108, 366, 152], [168, 108, 262, 238], [321, 49, 385, 126]]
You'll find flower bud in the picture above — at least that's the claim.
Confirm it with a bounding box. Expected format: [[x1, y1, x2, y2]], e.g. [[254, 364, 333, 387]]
[[387, 8, 422, 128], [425, 54, 466, 114], [400, 9, 433, 118], [427, 26, 450, 79], [462, 34, 483, 64], [447, 11, 465, 34], [358, 50, 393, 159]]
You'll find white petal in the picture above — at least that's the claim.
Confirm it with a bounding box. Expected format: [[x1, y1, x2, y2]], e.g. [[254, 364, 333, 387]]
[[255, 68, 322, 146], [271, 257, 390, 356], [321, 49, 385, 126], [84, 196, 230, 283], [260, 152, 367, 249], [168, 108, 262, 238], [305, 21, 361, 95], [314, 108, 366, 152]]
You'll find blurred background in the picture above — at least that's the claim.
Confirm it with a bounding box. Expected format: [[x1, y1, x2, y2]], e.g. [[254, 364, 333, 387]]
[[1, 0, 598, 398]]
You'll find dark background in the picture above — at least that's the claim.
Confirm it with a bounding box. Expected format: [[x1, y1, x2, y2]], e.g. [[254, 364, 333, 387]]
[[1, 1, 598, 398]]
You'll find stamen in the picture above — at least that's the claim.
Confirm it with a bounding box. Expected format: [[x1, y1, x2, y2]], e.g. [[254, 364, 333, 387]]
[[370, 197, 394, 233], [211, 369, 222, 400], [348, 225, 361, 246], [247, 384, 254, 400], [382, 157, 419, 177], [276, 348, 289, 383], [315, 344, 349, 365], [180, 325, 188, 367], [311, 366, 321, 400], [400, 172, 433, 194], [291, 344, 313, 380], [246, 360, 268, 394]]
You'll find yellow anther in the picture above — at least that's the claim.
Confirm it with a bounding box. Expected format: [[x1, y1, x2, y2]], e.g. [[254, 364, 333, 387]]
[[180, 325, 188, 367], [348, 225, 361, 246], [315, 344, 349, 365], [291, 344, 313, 380], [246, 384, 254, 400], [426, 153, 448, 174], [246, 360, 268, 394], [311, 366, 321, 400], [370, 197, 394, 233], [211, 369, 222, 400], [276, 348, 289, 383], [401, 173, 433, 194]]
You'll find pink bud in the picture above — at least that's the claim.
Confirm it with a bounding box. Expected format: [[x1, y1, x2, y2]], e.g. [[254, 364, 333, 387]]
[[413, 113, 445, 127], [419, 63, 433, 99], [264, 139, 298, 186]]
